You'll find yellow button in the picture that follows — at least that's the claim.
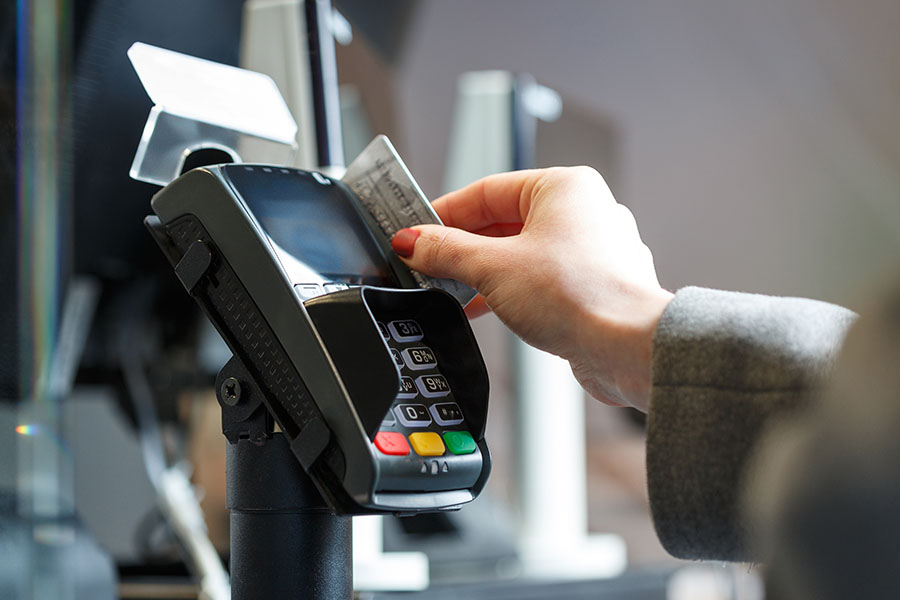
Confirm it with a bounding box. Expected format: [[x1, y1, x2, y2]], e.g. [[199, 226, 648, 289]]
[[408, 432, 445, 456]]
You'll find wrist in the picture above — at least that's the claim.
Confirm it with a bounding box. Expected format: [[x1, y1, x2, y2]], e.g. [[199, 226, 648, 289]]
[[568, 284, 674, 411]]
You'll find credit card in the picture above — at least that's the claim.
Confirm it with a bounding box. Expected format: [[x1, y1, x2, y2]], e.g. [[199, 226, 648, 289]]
[[342, 135, 477, 306]]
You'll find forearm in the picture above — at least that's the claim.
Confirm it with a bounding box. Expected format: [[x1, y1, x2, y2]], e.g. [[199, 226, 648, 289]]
[[646, 287, 857, 561]]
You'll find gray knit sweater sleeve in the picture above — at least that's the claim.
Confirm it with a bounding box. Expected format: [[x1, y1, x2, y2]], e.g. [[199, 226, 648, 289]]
[[646, 286, 857, 561]]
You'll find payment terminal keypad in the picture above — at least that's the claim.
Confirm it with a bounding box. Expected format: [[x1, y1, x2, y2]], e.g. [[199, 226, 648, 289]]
[[369, 316, 482, 492]]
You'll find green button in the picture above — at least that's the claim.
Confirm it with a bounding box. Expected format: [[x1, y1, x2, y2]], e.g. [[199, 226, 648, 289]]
[[442, 431, 476, 455]]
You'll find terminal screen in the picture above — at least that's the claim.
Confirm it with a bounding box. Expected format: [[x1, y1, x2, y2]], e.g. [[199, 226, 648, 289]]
[[225, 166, 395, 287]]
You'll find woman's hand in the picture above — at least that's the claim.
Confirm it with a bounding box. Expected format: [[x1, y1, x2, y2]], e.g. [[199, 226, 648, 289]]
[[391, 167, 673, 412]]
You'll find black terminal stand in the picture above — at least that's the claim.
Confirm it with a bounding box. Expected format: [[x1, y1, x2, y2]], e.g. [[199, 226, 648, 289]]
[[216, 355, 352, 600]]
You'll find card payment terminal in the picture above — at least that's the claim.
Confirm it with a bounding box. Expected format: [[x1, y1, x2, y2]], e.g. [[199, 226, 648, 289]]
[[145, 164, 490, 515]]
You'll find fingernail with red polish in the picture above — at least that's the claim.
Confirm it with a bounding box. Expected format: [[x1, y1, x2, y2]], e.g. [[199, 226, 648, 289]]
[[392, 228, 420, 257]]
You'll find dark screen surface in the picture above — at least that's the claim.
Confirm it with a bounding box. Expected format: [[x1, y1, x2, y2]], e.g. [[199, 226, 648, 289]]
[[224, 165, 395, 287], [0, 0, 16, 399], [73, 0, 246, 277]]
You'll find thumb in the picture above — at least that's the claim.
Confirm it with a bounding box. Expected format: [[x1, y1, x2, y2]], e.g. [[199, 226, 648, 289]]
[[392, 225, 495, 288]]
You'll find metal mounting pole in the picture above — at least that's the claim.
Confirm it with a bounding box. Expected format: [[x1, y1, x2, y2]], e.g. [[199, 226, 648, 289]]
[[218, 357, 352, 600], [227, 435, 351, 600]]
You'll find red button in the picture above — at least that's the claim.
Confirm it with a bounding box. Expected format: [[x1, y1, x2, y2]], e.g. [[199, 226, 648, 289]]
[[374, 431, 410, 456]]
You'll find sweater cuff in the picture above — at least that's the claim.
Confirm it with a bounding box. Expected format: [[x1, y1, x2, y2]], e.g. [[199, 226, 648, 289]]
[[646, 286, 855, 561]]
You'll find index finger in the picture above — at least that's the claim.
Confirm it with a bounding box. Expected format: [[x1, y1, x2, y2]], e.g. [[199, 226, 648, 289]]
[[431, 169, 544, 233]]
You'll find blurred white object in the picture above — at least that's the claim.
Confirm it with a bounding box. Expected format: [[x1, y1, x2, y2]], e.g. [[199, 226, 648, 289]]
[[352, 516, 429, 592], [129, 42, 296, 143], [443, 71, 516, 194], [445, 69, 626, 579], [241, 0, 344, 170], [521, 82, 562, 123], [127, 42, 298, 185], [667, 565, 765, 600], [331, 8, 352, 46], [158, 467, 230, 600], [516, 350, 626, 578], [240, 0, 318, 169]]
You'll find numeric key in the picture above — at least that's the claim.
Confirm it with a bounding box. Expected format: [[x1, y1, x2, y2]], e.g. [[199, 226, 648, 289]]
[[415, 374, 451, 398], [397, 376, 418, 399], [402, 346, 437, 370], [388, 319, 423, 342], [394, 404, 432, 427], [429, 402, 463, 425]]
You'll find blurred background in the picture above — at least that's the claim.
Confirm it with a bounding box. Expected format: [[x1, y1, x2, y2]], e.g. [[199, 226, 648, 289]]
[[340, 0, 900, 574], [383, 0, 900, 306], [3, 0, 900, 598]]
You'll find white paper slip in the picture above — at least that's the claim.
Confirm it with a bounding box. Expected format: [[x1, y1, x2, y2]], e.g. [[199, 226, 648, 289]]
[[342, 135, 477, 307]]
